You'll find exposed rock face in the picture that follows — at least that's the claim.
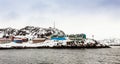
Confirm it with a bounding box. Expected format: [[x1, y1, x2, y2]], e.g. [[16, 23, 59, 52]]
[[0, 26, 65, 38]]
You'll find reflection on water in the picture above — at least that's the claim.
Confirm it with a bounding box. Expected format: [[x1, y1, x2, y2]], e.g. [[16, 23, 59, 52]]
[[0, 47, 120, 64]]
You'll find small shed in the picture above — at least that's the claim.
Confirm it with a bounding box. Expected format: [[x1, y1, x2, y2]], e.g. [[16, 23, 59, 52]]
[[32, 38, 46, 43]]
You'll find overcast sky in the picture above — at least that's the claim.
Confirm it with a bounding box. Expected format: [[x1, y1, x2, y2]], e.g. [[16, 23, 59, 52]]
[[0, 0, 120, 40]]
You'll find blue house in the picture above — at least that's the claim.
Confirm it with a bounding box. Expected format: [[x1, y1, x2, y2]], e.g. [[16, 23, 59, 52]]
[[51, 37, 66, 41]]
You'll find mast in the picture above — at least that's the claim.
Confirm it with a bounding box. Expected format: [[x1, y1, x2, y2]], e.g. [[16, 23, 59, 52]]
[[53, 21, 55, 29]]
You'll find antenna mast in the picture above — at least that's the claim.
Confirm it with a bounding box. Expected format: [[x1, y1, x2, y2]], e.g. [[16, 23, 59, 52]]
[[53, 21, 55, 28]]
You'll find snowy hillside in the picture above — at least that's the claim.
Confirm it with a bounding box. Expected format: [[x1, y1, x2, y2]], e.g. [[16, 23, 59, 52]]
[[0, 26, 65, 38], [99, 38, 120, 46]]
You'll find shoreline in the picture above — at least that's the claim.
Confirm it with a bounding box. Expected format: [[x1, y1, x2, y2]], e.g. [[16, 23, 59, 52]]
[[0, 45, 110, 49]]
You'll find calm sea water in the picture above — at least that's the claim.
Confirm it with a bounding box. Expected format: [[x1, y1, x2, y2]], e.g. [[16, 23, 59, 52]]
[[0, 47, 120, 64]]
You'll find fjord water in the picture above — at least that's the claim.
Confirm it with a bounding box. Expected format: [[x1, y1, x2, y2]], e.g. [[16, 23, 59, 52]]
[[0, 47, 120, 64]]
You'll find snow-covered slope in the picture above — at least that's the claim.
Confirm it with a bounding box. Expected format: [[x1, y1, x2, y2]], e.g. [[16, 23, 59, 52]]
[[0, 26, 65, 38], [99, 38, 120, 46]]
